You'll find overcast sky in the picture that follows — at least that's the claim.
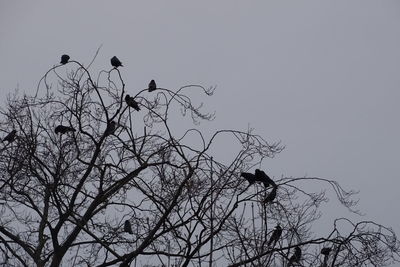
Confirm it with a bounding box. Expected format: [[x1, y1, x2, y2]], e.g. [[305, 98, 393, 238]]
[[1, 0, 400, 258]]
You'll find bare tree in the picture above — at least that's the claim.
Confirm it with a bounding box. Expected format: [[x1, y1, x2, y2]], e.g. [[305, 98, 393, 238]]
[[0, 54, 398, 267]]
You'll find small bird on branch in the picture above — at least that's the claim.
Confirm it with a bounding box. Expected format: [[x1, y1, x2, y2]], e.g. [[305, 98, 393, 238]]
[[321, 247, 331, 256], [267, 225, 282, 247], [255, 169, 276, 188], [2, 130, 17, 143], [148, 79, 157, 92], [55, 125, 76, 135], [264, 185, 278, 203], [111, 56, 123, 68], [60, 54, 70, 64], [104, 121, 116, 136], [125, 95, 140, 111], [124, 220, 133, 234], [240, 172, 257, 185], [288, 247, 302, 266]]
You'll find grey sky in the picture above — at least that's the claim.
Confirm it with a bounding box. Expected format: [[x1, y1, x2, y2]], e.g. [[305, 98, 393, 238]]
[[1, 0, 400, 259]]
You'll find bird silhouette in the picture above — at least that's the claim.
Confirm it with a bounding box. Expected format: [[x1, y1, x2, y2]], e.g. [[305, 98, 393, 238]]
[[255, 169, 276, 188], [110, 56, 123, 68], [2, 130, 17, 143], [60, 54, 70, 64], [267, 225, 282, 247], [288, 247, 302, 266], [321, 247, 331, 256], [321, 247, 331, 267], [264, 185, 277, 203], [125, 95, 140, 111], [241, 172, 257, 185], [124, 220, 133, 234], [148, 79, 157, 92], [104, 121, 116, 136], [55, 125, 76, 135]]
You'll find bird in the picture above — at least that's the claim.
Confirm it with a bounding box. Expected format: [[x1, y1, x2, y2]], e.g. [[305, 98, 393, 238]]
[[60, 54, 70, 64], [321, 247, 331, 256], [267, 225, 282, 247], [264, 185, 277, 203], [124, 220, 133, 234], [288, 247, 302, 266], [104, 121, 116, 136], [241, 172, 257, 185], [125, 95, 140, 111], [55, 125, 76, 135], [110, 56, 123, 68], [321, 247, 331, 267], [2, 130, 17, 143], [255, 169, 276, 188], [148, 79, 157, 92]]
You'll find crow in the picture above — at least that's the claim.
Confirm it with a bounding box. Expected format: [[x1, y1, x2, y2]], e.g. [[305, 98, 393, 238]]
[[241, 172, 257, 185], [104, 121, 116, 136], [110, 56, 123, 68], [55, 125, 76, 135], [321, 247, 331, 267], [60, 54, 70, 64], [124, 220, 133, 234], [125, 95, 140, 111], [267, 225, 282, 247], [288, 247, 302, 266], [148, 79, 157, 92], [264, 185, 277, 203], [255, 169, 276, 188], [321, 247, 331, 256], [2, 130, 17, 143]]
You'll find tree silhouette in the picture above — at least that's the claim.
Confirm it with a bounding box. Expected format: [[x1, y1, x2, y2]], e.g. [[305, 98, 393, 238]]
[[0, 54, 398, 267]]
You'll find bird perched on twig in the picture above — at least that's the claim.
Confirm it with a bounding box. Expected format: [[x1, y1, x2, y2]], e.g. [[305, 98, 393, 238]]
[[267, 225, 282, 247], [148, 79, 157, 92], [288, 247, 302, 266], [241, 172, 257, 185], [104, 121, 116, 136], [255, 169, 276, 188], [55, 125, 76, 135], [60, 54, 69, 65], [125, 95, 140, 111], [2, 130, 17, 143], [264, 185, 278, 203], [321, 247, 331, 256], [321, 247, 331, 267], [60, 54, 70, 64], [110, 56, 123, 68], [124, 220, 133, 234]]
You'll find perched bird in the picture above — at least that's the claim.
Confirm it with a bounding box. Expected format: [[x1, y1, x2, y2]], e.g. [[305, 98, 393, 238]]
[[241, 172, 257, 185], [321, 247, 331, 256], [60, 54, 70, 64], [110, 56, 123, 68], [148, 79, 157, 92], [104, 121, 116, 136], [124, 220, 133, 234], [288, 247, 302, 266], [55, 125, 76, 135], [321, 247, 331, 267], [267, 225, 282, 247], [264, 185, 277, 203], [255, 169, 276, 188], [2, 130, 17, 143], [125, 95, 140, 111]]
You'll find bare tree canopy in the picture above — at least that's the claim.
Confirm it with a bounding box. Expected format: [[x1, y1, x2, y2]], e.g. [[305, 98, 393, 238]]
[[0, 54, 398, 267]]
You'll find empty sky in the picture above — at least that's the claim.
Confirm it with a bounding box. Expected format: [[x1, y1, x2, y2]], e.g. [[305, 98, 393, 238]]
[[1, 0, 400, 248]]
